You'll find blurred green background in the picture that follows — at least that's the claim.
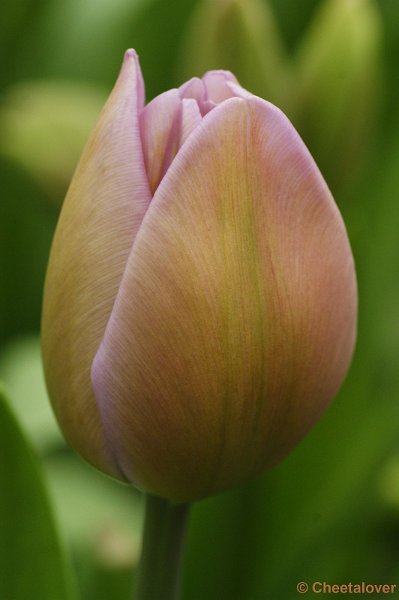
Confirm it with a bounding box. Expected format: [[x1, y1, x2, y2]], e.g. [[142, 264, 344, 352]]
[[1, 0, 399, 598]]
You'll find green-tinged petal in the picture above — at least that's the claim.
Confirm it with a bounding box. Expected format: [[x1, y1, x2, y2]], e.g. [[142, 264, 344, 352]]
[[92, 97, 357, 502], [42, 50, 152, 477]]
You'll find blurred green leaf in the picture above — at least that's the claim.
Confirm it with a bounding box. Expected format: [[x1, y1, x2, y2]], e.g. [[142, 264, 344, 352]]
[[44, 454, 144, 600], [45, 453, 143, 552], [0, 81, 107, 199], [0, 385, 76, 600], [0, 336, 63, 452]]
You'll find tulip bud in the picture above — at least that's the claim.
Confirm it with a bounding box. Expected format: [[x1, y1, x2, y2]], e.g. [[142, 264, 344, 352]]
[[42, 50, 357, 503], [178, 0, 294, 113], [294, 0, 383, 190]]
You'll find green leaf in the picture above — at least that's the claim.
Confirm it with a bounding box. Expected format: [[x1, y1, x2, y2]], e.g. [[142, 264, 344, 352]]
[[0, 336, 65, 453], [44, 451, 144, 600], [0, 385, 77, 600], [0, 336, 63, 452]]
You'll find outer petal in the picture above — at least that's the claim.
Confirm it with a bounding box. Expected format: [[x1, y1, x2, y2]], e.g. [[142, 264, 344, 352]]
[[42, 50, 152, 477], [92, 97, 357, 501]]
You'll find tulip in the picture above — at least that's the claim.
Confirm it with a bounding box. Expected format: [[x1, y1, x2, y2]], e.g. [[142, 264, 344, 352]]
[[42, 49, 357, 504]]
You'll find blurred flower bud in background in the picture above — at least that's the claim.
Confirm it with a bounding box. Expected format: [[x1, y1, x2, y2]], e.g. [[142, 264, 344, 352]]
[[42, 51, 357, 504], [178, 0, 295, 113], [294, 0, 383, 192]]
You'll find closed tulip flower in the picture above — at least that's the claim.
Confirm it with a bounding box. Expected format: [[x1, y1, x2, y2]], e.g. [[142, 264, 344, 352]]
[[42, 50, 357, 504]]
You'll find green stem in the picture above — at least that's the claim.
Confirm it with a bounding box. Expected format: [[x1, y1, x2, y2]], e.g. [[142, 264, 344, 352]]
[[134, 494, 190, 600]]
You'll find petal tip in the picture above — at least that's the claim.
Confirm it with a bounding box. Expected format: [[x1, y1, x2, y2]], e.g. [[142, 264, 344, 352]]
[[118, 48, 145, 109], [124, 48, 138, 61], [121, 49, 141, 78]]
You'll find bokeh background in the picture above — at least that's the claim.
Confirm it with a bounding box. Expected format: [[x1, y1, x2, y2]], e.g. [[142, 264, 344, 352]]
[[1, 0, 399, 598]]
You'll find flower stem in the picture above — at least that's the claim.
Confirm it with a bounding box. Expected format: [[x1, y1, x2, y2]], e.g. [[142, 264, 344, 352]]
[[134, 494, 190, 600]]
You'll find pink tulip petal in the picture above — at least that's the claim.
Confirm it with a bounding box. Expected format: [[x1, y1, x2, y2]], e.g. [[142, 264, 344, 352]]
[[226, 81, 253, 99], [202, 70, 239, 102], [92, 97, 356, 501], [179, 77, 206, 102], [42, 49, 152, 478], [180, 98, 203, 145], [140, 89, 182, 194]]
